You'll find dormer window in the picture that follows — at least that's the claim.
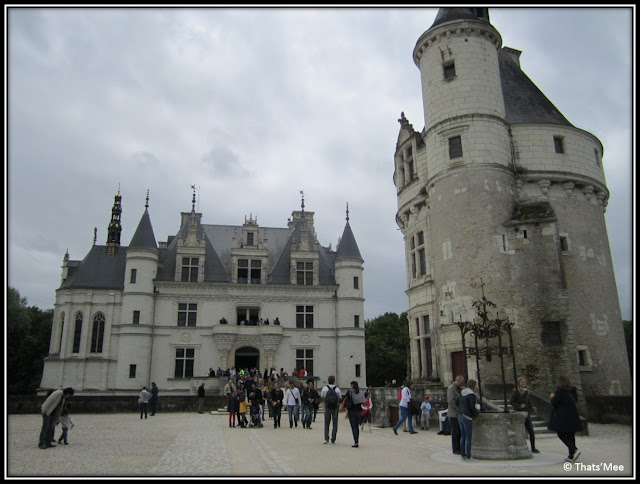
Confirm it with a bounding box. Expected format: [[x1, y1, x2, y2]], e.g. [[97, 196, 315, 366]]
[[181, 257, 199, 282], [237, 258, 262, 284], [297, 261, 313, 285], [247, 232, 254, 246]]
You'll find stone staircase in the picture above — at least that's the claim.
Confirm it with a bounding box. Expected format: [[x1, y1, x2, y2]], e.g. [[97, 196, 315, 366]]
[[487, 399, 552, 435]]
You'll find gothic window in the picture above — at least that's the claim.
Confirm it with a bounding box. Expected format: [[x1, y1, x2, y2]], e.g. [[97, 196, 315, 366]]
[[90, 312, 106, 353], [181, 257, 199, 282], [554, 136, 564, 154], [58, 312, 65, 353], [443, 61, 456, 79], [174, 348, 195, 378], [449, 136, 463, 159], [178, 303, 197, 327], [296, 262, 313, 285], [72, 312, 83, 353], [296, 305, 314, 329], [296, 348, 313, 376]]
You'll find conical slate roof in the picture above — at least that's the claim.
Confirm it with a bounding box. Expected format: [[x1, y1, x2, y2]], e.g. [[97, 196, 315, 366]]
[[499, 48, 573, 127], [336, 221, 362, 261], [430, 7, 489, 29], [128, 209, 157, 249]]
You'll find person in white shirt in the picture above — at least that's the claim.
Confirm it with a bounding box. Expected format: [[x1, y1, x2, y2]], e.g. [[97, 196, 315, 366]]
[[284, 380, 301, 428], [392, 380, 418, 435]]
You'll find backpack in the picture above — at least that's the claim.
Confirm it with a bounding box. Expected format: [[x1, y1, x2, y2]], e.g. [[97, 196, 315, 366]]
[[324, 385, 339, 409], [397, 388, 403, 401]]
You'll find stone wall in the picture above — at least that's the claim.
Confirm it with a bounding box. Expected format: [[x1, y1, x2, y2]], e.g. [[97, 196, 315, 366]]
[[8, 395, 229, 414]]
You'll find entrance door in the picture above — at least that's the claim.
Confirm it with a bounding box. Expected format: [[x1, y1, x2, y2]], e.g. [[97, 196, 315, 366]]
[[451, 351, 466, 380], [235, 346, 260, 371]]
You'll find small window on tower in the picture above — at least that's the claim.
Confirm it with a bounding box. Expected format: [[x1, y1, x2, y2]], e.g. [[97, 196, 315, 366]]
[[554, 136, 565, 154], [449, 136, 463, 159], [443, 61, 456, 79]]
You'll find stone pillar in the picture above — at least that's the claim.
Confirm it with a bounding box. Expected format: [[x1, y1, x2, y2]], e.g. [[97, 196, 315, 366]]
[[472, 412, 532, 460]]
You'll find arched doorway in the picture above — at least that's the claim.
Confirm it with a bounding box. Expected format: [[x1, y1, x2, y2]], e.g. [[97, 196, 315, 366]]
[[235, 346, 260, 371]]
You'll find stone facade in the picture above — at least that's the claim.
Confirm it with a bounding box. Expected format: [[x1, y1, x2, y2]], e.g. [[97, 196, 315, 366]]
[[40, 194, 366, 396], [394, 8, 631, 412]]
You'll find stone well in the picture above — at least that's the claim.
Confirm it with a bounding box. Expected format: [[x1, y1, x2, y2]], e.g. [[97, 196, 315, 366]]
[[471, 411, 531, 460]]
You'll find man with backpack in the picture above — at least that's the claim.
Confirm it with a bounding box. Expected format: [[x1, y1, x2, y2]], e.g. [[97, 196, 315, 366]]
[[321, 375, 342, 444]]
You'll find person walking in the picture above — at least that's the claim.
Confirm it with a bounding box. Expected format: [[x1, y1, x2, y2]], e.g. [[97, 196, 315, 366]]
[[284, 380, 301, 428], [139, 386, 150, 419], [344, 381, 366, 448], [510, 376, 540, 454], [457, 379, 480, 461], [38, 387, 74, 449], [548, 375, 583, 462], [149, 382, 159, 416], [270, 381, 285, 428], [447, 375, 466, 454], [393, 380, 418, 435], [321, 376, 342, 444], [57, 408, 75, 445], [301, 380, 318, 429], [197, 383, 206, 414]]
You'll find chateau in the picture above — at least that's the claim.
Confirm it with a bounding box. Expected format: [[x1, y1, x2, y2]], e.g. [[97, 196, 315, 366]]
[[394, 8, 631, 407], [40, 191, 366, 394]]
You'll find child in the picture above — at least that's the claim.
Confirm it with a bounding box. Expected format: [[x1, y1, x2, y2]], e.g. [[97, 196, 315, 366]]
[[360, 392, 373, 432], [57, 408, 74, 445], [238, 392, 250, 428], [420, 395, 432, 430]]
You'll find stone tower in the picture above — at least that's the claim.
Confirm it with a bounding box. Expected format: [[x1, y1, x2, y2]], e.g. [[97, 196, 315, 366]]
[[394, 8, 630, 409]]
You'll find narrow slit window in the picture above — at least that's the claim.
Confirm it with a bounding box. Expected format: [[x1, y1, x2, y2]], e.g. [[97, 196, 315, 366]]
[[554, 136, 564, 154]]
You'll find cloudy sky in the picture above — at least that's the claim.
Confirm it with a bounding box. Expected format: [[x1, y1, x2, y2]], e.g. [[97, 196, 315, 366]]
[[6, 6, 634, 321]]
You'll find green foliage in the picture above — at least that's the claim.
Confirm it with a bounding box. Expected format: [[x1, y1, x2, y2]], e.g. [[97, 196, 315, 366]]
[[7, 287, 54, 395], [364, 312, 409, 387], [623, 320, 632, 376]]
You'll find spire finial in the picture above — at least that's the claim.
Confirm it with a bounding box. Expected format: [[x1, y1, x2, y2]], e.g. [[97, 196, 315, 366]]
[[300, 190, 305, 217], [346, 202, 350, 222], [191, 184, 196, 212], [145, 190, 149, 209], [93, 227, 97, 246]]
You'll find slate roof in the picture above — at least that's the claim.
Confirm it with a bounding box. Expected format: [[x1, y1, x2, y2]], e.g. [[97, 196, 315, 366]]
[[336, 221, 363, 261], [499, 48, 573, 127], [128, 209, 158, 249], [430, 7, 488, 29], [60, 245, 126, 290]]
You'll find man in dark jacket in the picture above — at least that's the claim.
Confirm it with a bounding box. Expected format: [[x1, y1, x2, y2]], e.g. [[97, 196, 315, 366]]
[[548, 375, 582, 462], [197, 383, 206, 413], [447, 375, 466, 454]]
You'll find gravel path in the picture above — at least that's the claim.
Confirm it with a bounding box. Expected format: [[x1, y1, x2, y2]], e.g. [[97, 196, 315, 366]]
[[6, 412, 634, 478]]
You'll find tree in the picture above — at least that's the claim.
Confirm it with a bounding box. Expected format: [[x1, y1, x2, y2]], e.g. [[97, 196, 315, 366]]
[[7, 287, 53, 394], [364, 312, 408, 387]]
